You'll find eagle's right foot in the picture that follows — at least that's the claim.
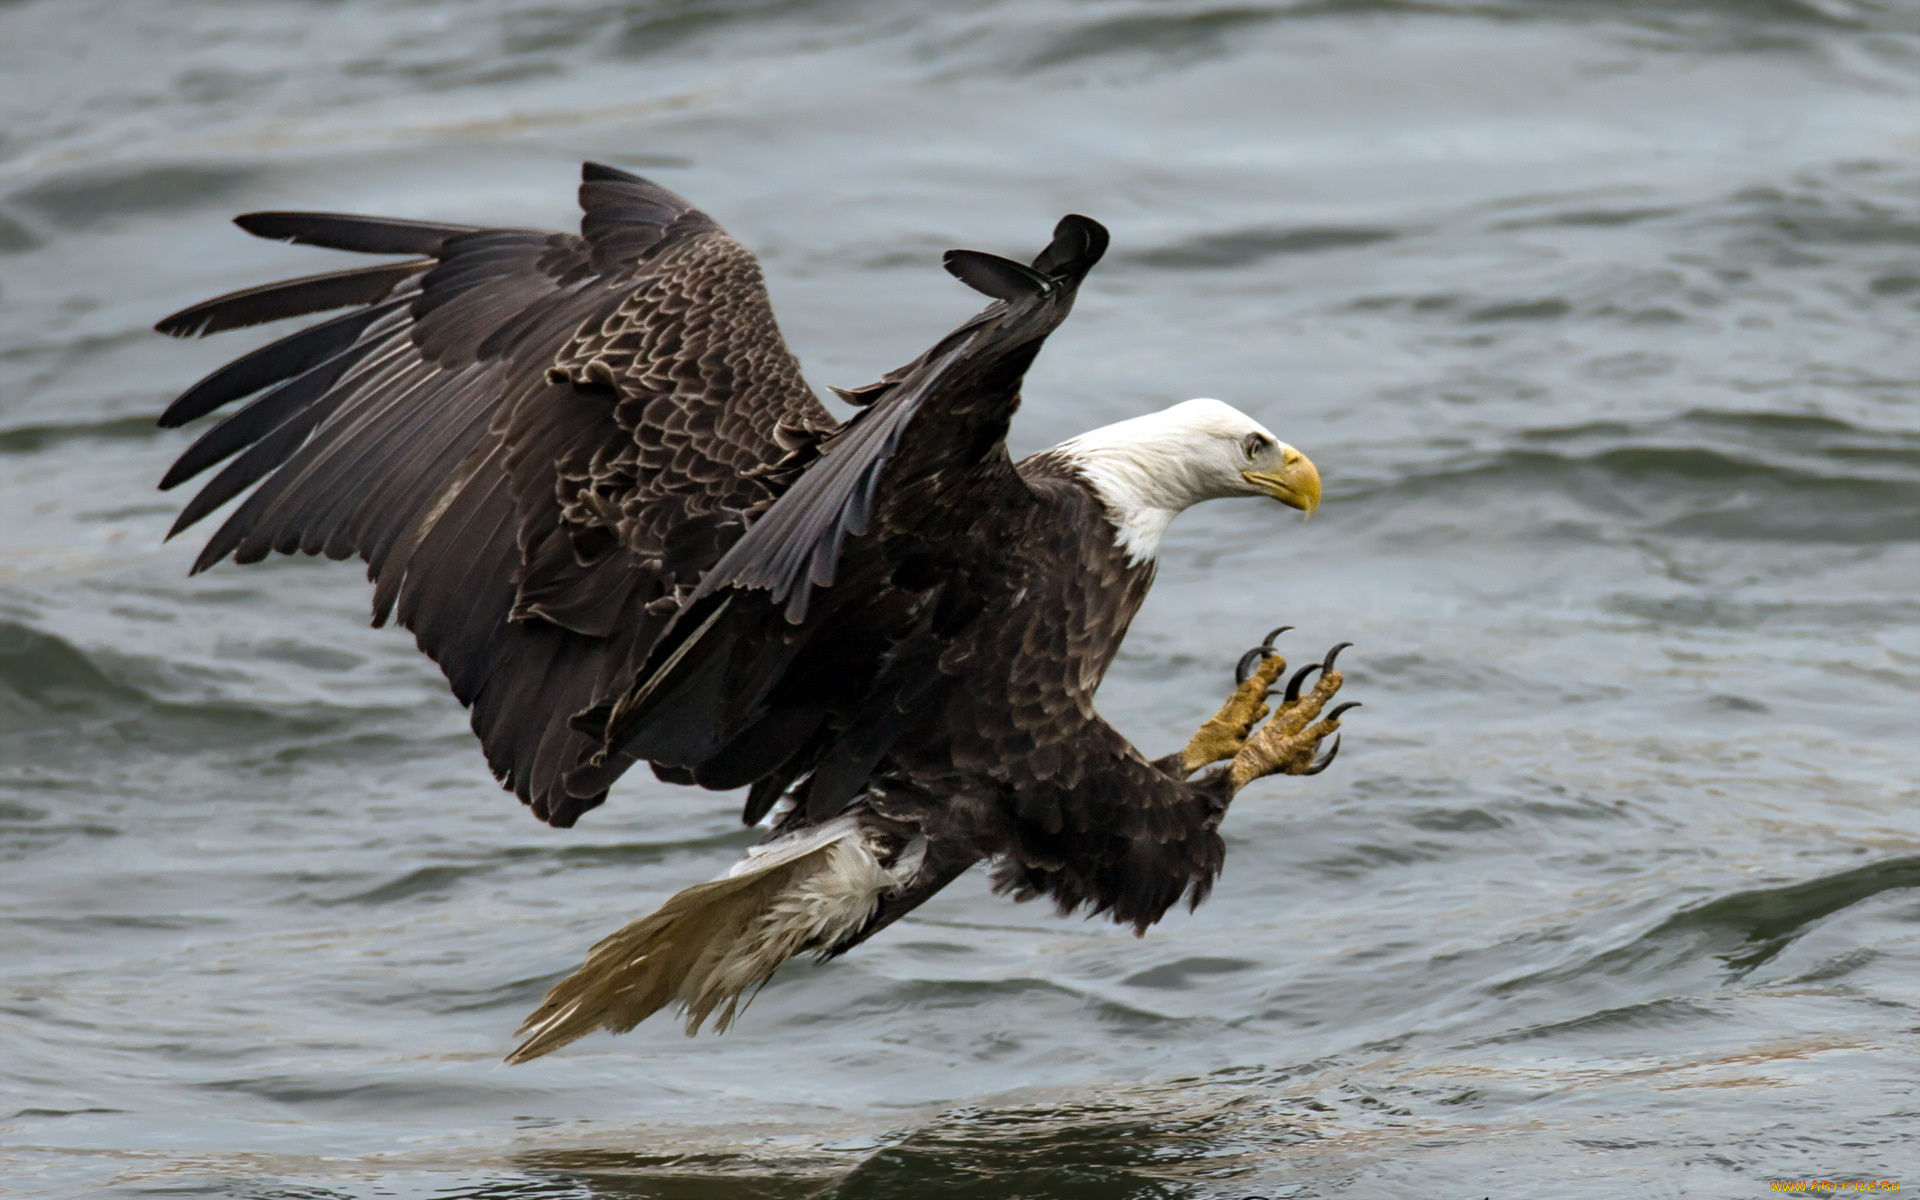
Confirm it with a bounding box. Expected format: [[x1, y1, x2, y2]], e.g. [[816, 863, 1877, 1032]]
[[1226, 642, 1359, 790], [1177, 626, 1294, 777]]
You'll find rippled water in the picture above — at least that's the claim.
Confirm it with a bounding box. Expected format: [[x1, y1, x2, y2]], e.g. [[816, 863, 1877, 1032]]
[[3, 1, 1919, 1196]]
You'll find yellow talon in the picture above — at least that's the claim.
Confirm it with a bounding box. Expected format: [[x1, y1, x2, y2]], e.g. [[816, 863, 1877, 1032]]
[[1222, 641, 1358, 791], [1178, 651, 1287, 776]]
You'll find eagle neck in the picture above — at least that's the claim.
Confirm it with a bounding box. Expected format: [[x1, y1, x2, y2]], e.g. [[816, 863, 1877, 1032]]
[[1041, 445, 1188, 566], [1099, 500, 1177, 566]]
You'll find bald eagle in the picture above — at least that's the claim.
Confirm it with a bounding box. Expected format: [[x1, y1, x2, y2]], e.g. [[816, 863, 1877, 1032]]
[[153, 165, 1359, 1061]]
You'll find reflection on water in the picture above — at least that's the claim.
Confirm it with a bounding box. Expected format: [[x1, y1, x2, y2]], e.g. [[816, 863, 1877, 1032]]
[[3, 0, 1919, 1196]]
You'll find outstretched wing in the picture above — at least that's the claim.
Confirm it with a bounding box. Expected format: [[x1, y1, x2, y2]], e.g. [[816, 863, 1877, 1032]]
[[567, 216, 1112, 823], [155, 164, 836, 826], [694, 216, 1111, 625]]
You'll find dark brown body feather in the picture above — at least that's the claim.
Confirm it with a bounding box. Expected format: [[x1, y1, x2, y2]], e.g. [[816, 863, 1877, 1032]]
[[156, 166, 1234, 945], [833, 454, 1232, 943]]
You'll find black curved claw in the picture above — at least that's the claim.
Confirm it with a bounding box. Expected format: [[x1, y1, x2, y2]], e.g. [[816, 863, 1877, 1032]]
[[1235, 627, 1295, 684], [1303, 735, 1342, 775], [1234, 647, 1268, 685], [1283, 662, 1324, 703], [1324, 701, 1362, 723], [1321, 641, 1354, 672]]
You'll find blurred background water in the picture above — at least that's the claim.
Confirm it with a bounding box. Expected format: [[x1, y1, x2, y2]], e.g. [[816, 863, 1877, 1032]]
[[2, 1, 1918, 1196]]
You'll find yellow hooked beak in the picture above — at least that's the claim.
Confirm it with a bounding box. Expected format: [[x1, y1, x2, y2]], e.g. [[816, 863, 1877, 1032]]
[[1242, 447, 1321, 514]]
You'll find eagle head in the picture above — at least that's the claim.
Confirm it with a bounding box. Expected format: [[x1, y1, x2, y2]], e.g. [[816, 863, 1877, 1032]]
[[1052, 397, 1321, 562]]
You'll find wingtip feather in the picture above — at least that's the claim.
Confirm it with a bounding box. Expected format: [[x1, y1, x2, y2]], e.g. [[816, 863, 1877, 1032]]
[[581, 161, 648, 184], [942, 249, 1053, 301], [1031, 214, 1110, 280], [234, 211, 473, 255]]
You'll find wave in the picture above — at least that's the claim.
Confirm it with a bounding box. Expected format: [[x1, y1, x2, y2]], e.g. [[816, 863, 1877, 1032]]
[[0, 415, 164, 456], [1648, 853, 1920, 975], [503, 1075, 1450, 1196], [1019, 6, 1290, 71], [997, 0, 1906, 79], [7, 163, 259, 232], [1341, 410, 1920, 543], [0, 206, 37, 255], [1485, 854, 1920, 1019], [1128, 225, 1398, 270], [263, 0, 1917, 105], [0, 621, 153, 723], [0, 620, 403, 742]]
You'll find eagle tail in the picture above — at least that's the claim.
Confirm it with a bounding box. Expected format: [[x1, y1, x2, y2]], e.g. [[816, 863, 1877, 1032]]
[[505, 818, 896, 1063]]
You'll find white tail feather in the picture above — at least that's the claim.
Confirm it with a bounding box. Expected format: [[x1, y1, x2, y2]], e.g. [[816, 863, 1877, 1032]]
[[506, 820, 893, 1063]]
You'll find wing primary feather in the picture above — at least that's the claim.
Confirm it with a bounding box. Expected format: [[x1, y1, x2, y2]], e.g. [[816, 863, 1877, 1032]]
[[154, 261, 428, 338], [372, 440, 506, 628], [269, 378, 461, 560], [157, 298, 404, 427], [360, 404, 503, 588], [165, 315, 419, 516], [319, 368, 507, 563], [394, 471, 520, 665], [393, 449, 523, 636], [234, 212, 479, 255], [1028, 214, 1111, 279], [942, 250, 1052, 301], [168, 326, 418, 546], [580, 162, 646, 184], [293, 362, 505, 561], [178, 410, 331, 561], [159, 344, 367, 490]]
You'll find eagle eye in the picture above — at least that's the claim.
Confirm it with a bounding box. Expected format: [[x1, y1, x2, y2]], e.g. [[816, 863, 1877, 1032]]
[[1241, 432, 1272, 460]]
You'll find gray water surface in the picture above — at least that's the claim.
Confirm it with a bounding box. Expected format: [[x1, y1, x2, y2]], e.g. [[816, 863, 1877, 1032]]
[[3, 1, 1919, 1196]]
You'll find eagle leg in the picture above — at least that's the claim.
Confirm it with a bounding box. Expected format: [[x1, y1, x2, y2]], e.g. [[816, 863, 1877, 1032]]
[[1174, 627, 1294, 777], [1226, 643, 1360, 790]]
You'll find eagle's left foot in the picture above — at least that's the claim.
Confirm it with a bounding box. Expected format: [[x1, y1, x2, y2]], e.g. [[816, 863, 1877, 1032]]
[[1227, 643, 1360, 790], [1177, 626, 1294, 777]]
